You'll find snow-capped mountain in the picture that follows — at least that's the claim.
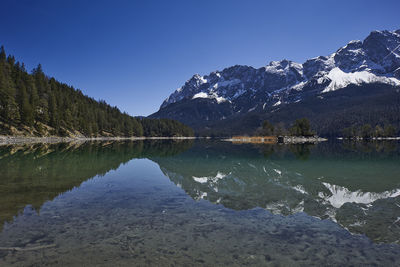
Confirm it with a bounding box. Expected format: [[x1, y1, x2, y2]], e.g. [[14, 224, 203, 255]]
[[151, 29, 400, 134]]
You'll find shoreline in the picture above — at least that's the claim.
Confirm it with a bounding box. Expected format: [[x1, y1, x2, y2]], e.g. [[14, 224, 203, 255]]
[[3, 135, 398, 146], [0, 136, 197, 146], [223, 136, 328, 144], [281, 136, 328, 144], [337, 137, 400, 141]]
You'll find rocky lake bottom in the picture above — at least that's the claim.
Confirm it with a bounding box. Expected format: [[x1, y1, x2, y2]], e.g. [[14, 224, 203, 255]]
[[0, 140, 399, 266]]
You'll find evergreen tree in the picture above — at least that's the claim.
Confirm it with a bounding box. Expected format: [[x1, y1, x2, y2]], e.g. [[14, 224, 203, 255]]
[[260, 120, 274, 136], [48, 92, 58, 129], [384, 124, 396, 137], [361, 124, 373, 139], [374, 125, 384, 137], [0, 44, 194, 137], [0, 53, 20, 124], [0, 46, 5, 61], [289, 118, 314, 137], [17, 82, 34, 126]]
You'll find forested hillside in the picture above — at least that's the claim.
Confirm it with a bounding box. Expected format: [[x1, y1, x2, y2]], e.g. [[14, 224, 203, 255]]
[[187, 83, 400, 137], [0, 46, 193, 137]]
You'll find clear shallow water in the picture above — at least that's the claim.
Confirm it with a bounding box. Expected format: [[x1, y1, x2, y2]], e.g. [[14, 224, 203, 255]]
[[0, 140, 400, 266]]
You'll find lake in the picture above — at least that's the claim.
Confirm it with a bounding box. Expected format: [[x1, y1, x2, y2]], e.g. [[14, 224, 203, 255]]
[[0, 140, 400, 266]]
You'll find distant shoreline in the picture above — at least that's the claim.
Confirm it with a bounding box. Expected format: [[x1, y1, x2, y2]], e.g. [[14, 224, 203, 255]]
[[224, 136, 328, 144], [2, 135, 399, 146], [0, 136, 197, 145], [337, 137, 400, 141]]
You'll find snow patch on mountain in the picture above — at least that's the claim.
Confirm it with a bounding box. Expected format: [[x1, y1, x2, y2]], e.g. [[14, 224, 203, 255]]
[[265, 60, 303, 76], [322, 67, 400, 93], [248, 105, 257, 112], [192, 92, 228, 103], [273, 100, 281, 106], [192, 92, 208, 99], [290, 81, 308, 91], [195, 74, 208, 85]]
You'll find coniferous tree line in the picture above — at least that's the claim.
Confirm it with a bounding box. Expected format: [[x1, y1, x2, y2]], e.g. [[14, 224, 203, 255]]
[[256, 118, 315, 137], [140, 118, 194, 137], [0, 46, 193, 137], [342, 124, 396, 139], [192, 82, 400, 137], [257, 118, 397, 139]]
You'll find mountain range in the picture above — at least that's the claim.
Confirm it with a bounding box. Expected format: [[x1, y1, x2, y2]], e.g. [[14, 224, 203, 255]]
[[150, 29, 400, 136]]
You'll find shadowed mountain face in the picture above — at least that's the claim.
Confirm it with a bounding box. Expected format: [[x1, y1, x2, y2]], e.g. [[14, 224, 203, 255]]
[[149, 140, 400, 243], [151, 29, 400, 136], [0, 140, 194, 231]]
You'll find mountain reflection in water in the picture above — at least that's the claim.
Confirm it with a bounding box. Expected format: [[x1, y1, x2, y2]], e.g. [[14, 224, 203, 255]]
[[0, 140, 400, 266], [0, 140, 193, 231], [150, 140, 400, 243]]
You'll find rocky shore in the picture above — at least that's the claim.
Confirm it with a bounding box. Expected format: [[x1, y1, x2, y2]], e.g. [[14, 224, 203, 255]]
[[337, 137, 400, 141], [281, 136, 328, 144], [0, 136, 196, 145], [224, 136, 327, 144]]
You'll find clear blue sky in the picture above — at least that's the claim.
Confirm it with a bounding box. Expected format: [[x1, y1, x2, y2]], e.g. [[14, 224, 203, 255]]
[[0, 0, 399, 116]]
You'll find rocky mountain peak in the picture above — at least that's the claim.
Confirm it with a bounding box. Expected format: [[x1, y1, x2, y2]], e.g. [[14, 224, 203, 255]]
[[158, 29, 400, 114], [362, 29, 400, 72]]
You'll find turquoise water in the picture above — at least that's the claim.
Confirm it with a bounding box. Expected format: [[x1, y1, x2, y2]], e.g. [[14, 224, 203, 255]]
[[0, 140, 399, 266]]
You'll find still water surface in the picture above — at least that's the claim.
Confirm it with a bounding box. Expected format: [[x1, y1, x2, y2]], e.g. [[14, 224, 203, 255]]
[[0, 140, 400, 266]]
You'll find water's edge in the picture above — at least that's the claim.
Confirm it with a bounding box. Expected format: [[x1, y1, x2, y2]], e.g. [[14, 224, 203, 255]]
[[0, 136, 197, 145]]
